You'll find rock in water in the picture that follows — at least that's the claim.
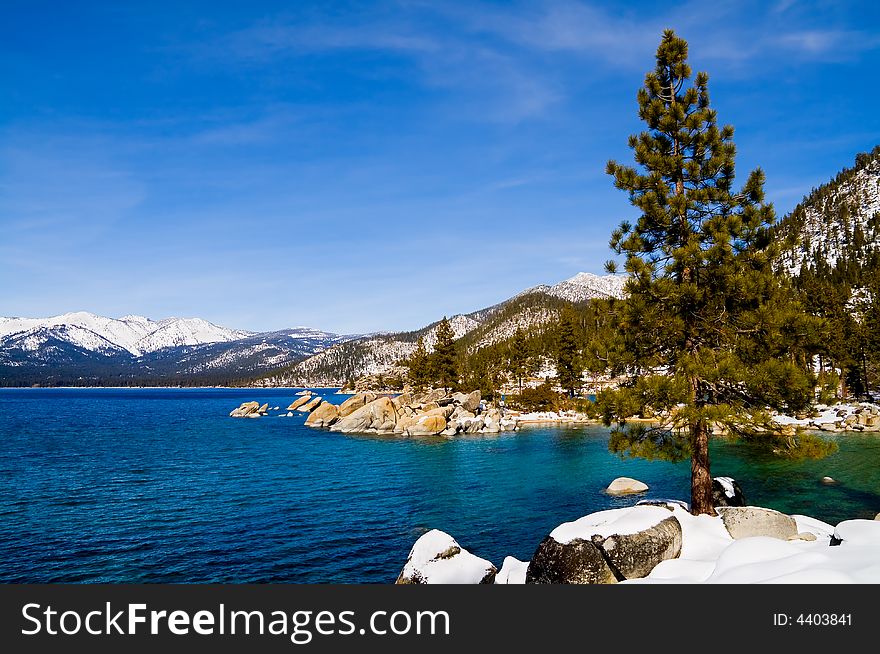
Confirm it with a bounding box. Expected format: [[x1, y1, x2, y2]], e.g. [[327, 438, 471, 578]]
[[286, 396, 312, 411], [526, 506, 682, 584], [297, 397, 322, 413], [716, 506, 798, 540], [712, 476, 746, 507], [405, 414, 447, 436], [396, 530, 496, 584], [337, 392, 377, 418], [229, 401, 261, 417], [821, 476, 837, 485], [605, 477, 649, 495], [304, 401, 339, 428]]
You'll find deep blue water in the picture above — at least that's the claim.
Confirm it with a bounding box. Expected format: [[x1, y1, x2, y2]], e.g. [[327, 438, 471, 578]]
[[1, 388, 878, 583]]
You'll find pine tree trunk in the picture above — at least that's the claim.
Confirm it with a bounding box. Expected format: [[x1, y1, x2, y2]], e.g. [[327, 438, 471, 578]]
[[690, 417, 714, 515]]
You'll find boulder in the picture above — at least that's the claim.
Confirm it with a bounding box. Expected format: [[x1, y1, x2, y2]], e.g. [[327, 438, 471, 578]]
[[526, 506, 682, 584], [405, 414, 447, 436], [712, 476, 746, 507], [461, 390, 481, 413], [605, 477, 649, 495], [396, 530, 496, 584], [494, 557, 528, 585], [526, 536, 616, 584], [821, 476, 836, 485], [482, 417, 501, 434], [331, 403, 373, 433], [422, 405, 455, 419], [297, 397, 322, 413], [286, 396, 312, 411], [304, 401, 339, 428], [391, 393, 412, 411], [337, 392, 377, 418], [229, 401, 260, 417], [366, 396, 398, 432], [876, 513, 880, 521], [464, 417, 484, 434], [716, 506, 798, 540], [258, 403, 269, 414], [330, 396, 396, 433]]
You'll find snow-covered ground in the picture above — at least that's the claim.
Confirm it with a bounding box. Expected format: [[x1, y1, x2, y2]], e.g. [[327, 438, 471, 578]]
[[402, 503, 880, 584], [771, 402, 880, 431]]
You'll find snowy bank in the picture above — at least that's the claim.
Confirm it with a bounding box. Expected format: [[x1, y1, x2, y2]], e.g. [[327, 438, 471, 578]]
[[397, 488, 880, 584]]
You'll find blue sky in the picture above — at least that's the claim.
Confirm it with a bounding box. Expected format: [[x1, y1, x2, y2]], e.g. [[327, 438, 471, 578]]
[[2, 0, 879, 334]]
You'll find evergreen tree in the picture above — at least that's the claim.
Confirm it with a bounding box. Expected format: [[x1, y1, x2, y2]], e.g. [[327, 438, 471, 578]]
[[508, 328, 532, 392], [407, 337, 430, 391], [555, 307, 583, 397], [602, 30, 822, 515], [431, 317, 458, 392]]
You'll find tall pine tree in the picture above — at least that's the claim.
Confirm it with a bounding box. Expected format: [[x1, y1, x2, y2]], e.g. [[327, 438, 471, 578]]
[[508, 328, 533, 392], [431, 317, 458, 392], [555, 307, 583, 397], [603, 30, 821, 515], [407, 337, 430, 391]]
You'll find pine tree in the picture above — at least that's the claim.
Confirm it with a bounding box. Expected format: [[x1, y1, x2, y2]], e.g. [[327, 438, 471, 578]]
[[431, 317, 458, 392], [407, 337, 430, 391], [555, 307, 583, 397], [603, 30, 822, 515], [508, 328, 532, 392]]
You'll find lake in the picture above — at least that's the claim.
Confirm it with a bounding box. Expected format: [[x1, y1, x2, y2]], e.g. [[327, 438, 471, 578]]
[[1, 388, 878, 583]]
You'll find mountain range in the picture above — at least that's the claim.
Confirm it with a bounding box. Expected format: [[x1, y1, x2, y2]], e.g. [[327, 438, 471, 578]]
[[0, 273, 626, 387]]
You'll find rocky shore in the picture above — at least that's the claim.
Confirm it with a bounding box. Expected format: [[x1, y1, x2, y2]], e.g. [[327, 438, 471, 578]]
[[396, 476, 880, 584], [312, 389, 519, 436]]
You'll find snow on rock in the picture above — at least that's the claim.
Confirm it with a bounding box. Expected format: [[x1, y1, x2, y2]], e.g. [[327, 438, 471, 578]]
[[395, 530, 497, 584], [529, 506, 682, 583], [793, 515, 836, 542], [494, 557, 528, 585], [549, 506, 673, 544], [832, 519, 880, 546]]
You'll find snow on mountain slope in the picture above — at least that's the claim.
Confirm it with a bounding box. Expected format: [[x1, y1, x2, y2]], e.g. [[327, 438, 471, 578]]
[[0, 312, 252, 356], [778, 147, 880, 275], [521, 272, 627, 303], [133, 317, 251, 353], [270, 271, 624, 386]]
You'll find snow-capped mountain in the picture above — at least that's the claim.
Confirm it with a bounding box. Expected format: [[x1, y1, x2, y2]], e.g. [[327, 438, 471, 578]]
[[777, 146, 880, 275], [0, 312, 251, 356], [521, 272, 627, 303], [0, 313, 353, 386], [260, 272, 626, 387]]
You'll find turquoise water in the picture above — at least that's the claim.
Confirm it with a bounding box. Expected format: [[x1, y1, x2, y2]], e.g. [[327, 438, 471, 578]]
[[0, 388, 877, 583]]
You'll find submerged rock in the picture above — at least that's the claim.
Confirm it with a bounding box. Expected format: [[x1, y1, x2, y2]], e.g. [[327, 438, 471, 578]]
[[605, 477, 649, 495], [396, 530, 496, 584], [716, 506, 798, 540]]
